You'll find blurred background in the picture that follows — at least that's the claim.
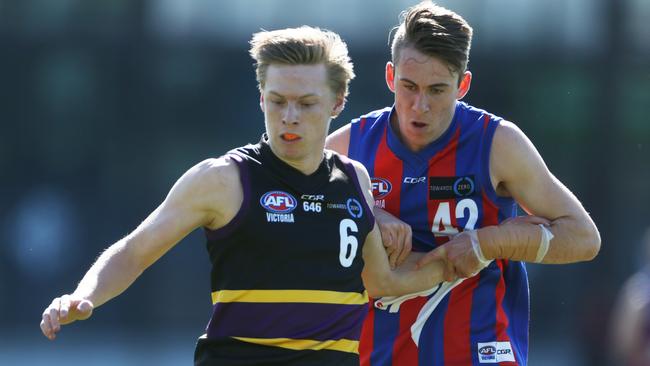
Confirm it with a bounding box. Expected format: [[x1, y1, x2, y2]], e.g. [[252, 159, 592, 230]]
[[1, 0, 649, 365]]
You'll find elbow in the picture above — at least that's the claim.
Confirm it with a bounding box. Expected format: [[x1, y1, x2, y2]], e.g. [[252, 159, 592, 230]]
[[366, 287, 383, 298], [577, 221, 601, 261], [583, 227, 601, 261], [363, 272, 393, 298], [366, 284, 389, 298]]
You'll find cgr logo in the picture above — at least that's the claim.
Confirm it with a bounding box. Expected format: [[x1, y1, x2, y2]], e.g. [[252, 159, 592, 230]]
[[404, 176, 426, 184], [260, 191, 297, 214], [371, 177, 392, 199], [301, 194, 324, 201]]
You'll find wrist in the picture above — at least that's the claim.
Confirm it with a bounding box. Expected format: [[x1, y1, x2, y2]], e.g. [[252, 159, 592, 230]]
[[477, 226, 500, 260], [467, 230, 492, 266], [476, 221, 552, 263]]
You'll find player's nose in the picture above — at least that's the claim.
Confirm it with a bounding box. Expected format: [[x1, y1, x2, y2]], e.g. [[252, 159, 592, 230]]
[[412, 92, 430, 113], [282, 103, 300, 125]]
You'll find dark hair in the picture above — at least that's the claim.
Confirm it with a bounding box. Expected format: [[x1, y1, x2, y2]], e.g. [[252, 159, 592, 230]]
[[391, 1, 473, 79], [249, 26, 355, 98]]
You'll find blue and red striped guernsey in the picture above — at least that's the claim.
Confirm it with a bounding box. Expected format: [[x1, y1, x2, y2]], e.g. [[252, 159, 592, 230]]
[[349, 102, 528, 366]]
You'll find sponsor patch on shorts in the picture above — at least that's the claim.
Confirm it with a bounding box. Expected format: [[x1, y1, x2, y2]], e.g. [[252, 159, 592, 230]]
[[477, 341, 515, 363]]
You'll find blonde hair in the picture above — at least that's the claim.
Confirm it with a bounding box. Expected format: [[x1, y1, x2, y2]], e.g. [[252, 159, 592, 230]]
[[249, 26, 355, 98]]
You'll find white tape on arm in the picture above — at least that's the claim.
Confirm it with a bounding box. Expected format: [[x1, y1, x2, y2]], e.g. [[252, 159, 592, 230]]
[[534, 224, 554, 263], [468, 230, 492, 267]]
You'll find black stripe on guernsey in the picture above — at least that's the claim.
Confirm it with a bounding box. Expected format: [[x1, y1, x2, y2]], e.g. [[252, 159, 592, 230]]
[[207, 290, 368, 353]]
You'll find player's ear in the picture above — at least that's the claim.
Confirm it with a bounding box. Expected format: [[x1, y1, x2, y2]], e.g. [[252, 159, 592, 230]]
[[385, 61, 396, 92], [332, 94, 346, 118], [456, 71, 472, 100], [259, 94, 265, 112]]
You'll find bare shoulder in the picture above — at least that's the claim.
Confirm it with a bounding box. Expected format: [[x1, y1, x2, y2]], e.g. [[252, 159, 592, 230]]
[[490, 120, 547, 186], [190, 155, 240, 187], [492, 120, 536, 154], [175, 156, 240, 197], [326, 123, 351, 156], [168, 155, 243, 229]]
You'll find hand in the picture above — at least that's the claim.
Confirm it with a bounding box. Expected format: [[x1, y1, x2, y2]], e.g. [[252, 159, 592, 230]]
[[375, 208, 412, 269], [40, 294, 94, 340], [416, 231, 484, 281]]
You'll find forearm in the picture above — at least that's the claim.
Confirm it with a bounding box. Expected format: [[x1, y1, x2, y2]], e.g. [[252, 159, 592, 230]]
[[389, 258, 445, 295], [72, 239, 145, 308], [479, 216, 600, 264], [366, 253, 445, 297]]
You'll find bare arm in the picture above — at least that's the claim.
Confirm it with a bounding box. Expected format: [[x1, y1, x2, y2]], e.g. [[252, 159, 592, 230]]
[[71, 158, 239, 306], [418, 121, 600, 276], [40, 157, 242, 340], [351, 161, 444, 297], [362, 225, 443, 297], [479, 121, 600, 263]]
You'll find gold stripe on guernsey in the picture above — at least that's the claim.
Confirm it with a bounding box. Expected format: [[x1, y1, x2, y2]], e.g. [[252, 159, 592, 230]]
[[233, 337, 359, 354], [211, 289, 368, 305]]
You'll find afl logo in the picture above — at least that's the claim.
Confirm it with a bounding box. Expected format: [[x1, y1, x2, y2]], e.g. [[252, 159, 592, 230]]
[[260, 191, 297, 214], [371, 177, 392, 199], [478, 345, 496, 356]]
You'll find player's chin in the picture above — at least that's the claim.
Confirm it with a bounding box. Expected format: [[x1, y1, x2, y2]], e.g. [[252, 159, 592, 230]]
[[276, 146, 305, 161], [277, 140, 307, 159], [405, 129, 432, 145]]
